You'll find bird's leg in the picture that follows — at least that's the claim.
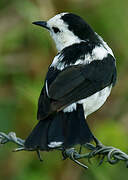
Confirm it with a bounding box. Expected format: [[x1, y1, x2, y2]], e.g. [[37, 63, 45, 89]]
[[86, 135, 105, 161], [79, 145, 82, 154], [62, 148, 68, 160]]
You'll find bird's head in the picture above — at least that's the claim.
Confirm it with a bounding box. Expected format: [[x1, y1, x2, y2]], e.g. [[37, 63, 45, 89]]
[[33, 12, 97, 51]]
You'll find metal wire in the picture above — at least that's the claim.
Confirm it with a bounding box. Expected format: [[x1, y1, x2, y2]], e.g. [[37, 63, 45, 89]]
[[0, 131, 128, 169]]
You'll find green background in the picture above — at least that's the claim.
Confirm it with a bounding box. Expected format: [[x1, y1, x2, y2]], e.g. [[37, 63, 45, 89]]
[[0, 0, 128, 179]]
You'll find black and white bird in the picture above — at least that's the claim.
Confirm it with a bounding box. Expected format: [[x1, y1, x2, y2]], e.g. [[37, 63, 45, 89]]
[[25, 12, 117, 151]]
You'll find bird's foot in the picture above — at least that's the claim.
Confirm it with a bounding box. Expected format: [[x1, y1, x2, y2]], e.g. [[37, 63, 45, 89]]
[[62, 148, 88, 169], [93, 136, 103, 148], [85, 136, 105, 165]]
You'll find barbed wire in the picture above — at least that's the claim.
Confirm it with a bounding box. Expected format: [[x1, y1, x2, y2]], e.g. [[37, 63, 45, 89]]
[[0, 131, 128, 169]]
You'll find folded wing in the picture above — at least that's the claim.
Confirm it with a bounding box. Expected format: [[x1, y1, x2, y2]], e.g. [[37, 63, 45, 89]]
[[37, 54, 116, 120]]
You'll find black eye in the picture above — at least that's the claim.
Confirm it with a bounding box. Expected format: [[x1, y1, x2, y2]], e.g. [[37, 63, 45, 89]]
[[52, 27, 60, 33]]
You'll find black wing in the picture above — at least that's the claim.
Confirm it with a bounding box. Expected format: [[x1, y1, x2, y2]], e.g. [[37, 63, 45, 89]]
[[37, 54, 116, 120]]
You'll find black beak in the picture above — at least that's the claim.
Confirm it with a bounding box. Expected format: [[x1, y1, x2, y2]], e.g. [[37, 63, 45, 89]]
[[32, 21, 50, 30]]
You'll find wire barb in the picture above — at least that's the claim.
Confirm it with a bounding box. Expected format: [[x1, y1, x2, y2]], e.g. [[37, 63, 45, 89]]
[[1, 131, 128, 169]]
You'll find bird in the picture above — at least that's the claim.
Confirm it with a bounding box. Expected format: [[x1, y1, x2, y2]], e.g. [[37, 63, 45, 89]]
[[24, 12, 117, 152]]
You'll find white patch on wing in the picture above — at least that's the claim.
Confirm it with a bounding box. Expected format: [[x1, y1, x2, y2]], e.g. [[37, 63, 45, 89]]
[[92, 46, 108, 60], [50, 54, 61, 68], [45, 81, 49, 97], [50, 53, 66, 70], [74, 53, 92, 65], [48, 141, 63, 148], [78, 85, 112, 118], [51, 43, 110, 71], [96, 33, 114, 57], [63, 103, 77, 113], [51, 48, 93, 70]]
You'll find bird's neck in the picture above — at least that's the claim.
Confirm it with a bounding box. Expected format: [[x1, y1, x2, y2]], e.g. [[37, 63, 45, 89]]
[[51, 33, 86, 52], [57, 38, 84, 52]]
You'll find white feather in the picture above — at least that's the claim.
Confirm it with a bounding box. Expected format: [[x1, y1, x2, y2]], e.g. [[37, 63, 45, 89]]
[[62, 85, 112, 115], [48, 141, 63, 148], [92, 46, 108, 60], [47, 13, 82, 52], [63, 103, 77, 113], [45, 81, 49, 97], [46, 14, 114, 117], [78, 85, 112, 118], [96, 33, 114, 57], [51, 45, 109, 70]]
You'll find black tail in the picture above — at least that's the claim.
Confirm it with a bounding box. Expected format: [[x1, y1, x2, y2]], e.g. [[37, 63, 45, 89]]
[[24, 104, 93, 150]]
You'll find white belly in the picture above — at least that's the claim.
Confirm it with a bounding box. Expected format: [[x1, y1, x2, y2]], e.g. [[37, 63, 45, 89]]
[[79, 85, 112, 118], [63, 85, 112, 115]]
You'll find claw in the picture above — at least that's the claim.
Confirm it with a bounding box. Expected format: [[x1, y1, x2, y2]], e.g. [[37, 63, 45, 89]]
[[36, 150, 43, 162], [87, 156, 92, 164], [79, 145, 82, 154], [62, 148, 68, 160], [93, 136, 103, 148], [98, 155, 105, 166]]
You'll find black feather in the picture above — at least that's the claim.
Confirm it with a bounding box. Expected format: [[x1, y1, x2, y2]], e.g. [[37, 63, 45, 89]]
[[25, 104, 93, 150], [60, 42, 96, 65], [61, 13, 100, 43], [49, 54, 116, 101], [37, 53, 116, 120]]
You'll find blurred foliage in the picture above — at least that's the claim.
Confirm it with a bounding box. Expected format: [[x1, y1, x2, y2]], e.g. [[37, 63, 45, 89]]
[[0, 0, 128, 179]]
